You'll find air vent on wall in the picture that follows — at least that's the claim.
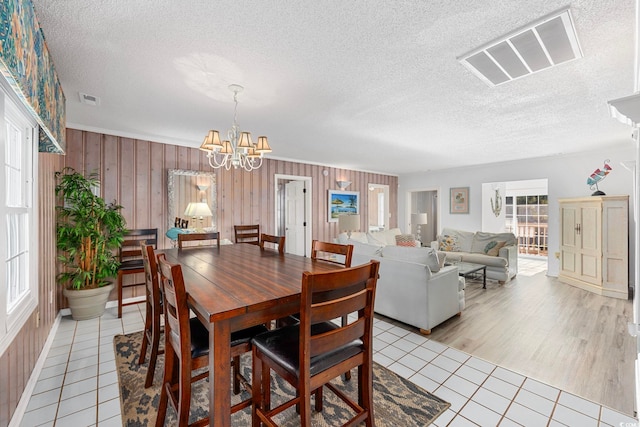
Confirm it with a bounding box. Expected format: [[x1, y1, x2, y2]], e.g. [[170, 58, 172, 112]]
[[79, 92, 100, 106], [458, 8, 583, 86]]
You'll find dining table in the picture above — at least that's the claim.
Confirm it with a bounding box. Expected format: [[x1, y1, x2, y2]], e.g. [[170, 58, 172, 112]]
[[161, 243, 344, 426]]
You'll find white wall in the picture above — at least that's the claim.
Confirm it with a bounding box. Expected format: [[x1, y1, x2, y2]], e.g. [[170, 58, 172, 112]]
[[398, 144, 636, 283]]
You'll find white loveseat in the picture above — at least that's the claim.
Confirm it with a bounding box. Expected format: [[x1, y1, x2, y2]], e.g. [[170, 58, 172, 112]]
[[347, 238, 465, 335], [431, 227, 518, 283]]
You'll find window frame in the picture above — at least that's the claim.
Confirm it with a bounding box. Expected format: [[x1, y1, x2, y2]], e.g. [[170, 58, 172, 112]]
[[0, 83, 39, 356]]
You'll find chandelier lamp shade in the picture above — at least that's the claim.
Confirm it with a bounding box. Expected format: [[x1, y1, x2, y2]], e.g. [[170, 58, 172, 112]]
[[199, 84, 272, 171]]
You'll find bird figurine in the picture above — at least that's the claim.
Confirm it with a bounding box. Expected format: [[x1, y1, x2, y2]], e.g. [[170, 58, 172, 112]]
[[587, 159, 612, 196]]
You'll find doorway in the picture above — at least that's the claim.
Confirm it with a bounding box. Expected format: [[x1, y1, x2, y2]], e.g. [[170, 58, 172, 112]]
[[406, 188, 439, 246], [275, 175, 312, 257], [368, 184, 390, 231]]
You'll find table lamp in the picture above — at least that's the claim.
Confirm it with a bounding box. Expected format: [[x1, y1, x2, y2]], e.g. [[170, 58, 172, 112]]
[[338, 214, 360, 239], [184, 202, 212, 231], [411, 213, 428, 244]]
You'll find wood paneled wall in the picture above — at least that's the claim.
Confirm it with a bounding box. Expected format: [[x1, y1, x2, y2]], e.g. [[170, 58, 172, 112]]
[[2, 152, 62, 426], [62, 128, 398, 302]]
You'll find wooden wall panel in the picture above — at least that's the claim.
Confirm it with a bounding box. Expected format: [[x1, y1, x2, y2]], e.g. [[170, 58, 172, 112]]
[[3, 152, 62, 426], [60, 129, 398, 305]]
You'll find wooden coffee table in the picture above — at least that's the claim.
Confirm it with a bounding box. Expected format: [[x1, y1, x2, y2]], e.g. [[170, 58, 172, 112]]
[[454, 262, 487, 289]]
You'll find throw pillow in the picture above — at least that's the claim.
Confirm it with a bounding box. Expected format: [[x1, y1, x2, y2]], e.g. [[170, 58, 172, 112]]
[[484, 240, 506, 256], [395, 234, 417, 247], [439, 234, 460, 252]]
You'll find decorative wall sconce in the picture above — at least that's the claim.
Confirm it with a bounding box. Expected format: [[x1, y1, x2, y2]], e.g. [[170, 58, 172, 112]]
[[491, 188, 503, 217], [336, 180, 352, 189]]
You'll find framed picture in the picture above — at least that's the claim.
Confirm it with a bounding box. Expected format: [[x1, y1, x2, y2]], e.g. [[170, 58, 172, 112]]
[[450, 187, 469, 214], [328, 190, 360, 222]]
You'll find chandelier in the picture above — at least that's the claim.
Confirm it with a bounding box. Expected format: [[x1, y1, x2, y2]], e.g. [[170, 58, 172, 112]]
[[199, 84, 272, 171]]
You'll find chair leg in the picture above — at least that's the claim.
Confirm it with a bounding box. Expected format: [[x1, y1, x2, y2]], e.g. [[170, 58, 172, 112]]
[[232, 355, 241, 394], [177, 355, 192, 427], [341, 314, 352, 382], [360, 364, 375, 427], [138, 300, 151, 365], [144, 312, 161, 388], [117, 272, 124, 318], [155, 345, 174, 427]]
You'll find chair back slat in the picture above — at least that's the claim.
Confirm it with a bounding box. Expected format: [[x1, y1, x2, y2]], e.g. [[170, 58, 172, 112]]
[[299, 261, 379, 360], [259, 233, 285, 254], [178, 231, 220, 249], [119, 228, 158, 261], [140, 242, 161, 305], [157, 254, 191, 360], [234, 224, 260, 245], [310, 240, 353, 267]]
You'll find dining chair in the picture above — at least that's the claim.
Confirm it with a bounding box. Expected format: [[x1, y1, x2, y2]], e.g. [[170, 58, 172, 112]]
[[178, 231, 220, 249], [234, 224, 260, 245], [251, 260, 380, 427], [138, 242, 163, 388], [259, 233, 285, 254], [117, 228, 158, 318], [155, 254, 268, 427]]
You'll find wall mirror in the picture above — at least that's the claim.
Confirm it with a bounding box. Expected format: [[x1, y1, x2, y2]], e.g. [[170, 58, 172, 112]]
[[168, 169, 216, 231]]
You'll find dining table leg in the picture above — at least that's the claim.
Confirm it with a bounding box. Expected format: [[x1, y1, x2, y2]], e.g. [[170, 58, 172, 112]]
[[210, 320, 231, 427]]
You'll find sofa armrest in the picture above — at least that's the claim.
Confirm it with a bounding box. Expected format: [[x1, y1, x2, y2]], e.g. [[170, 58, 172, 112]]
[[499, 244, 518, 276]]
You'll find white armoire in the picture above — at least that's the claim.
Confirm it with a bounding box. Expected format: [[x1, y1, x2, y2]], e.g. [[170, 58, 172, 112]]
[[558, 195, 629, 299]]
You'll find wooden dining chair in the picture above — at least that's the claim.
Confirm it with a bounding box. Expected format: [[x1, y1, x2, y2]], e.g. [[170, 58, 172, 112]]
[[117, 228, 158, 318], [234, 224, 260, 245], [311, 240, 354, 267], [155, 254, 268, 427], [138, 242, 163, 388], [259, 233, 285, 254], [251, 260, 380, 427], [177, 231, 220, 249]]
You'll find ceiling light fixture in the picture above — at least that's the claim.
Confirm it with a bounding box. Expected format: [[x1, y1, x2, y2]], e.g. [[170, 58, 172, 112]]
[[199, 84, 272, 171]]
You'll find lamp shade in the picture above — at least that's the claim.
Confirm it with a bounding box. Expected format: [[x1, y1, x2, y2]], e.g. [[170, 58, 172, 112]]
[[184, 202, 212, 218], [338, 214, 361, 233], [411, 213, 428, 225]]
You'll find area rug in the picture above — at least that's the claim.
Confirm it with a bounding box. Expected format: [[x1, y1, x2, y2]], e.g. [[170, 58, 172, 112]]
[[115, 331, 450, 426]]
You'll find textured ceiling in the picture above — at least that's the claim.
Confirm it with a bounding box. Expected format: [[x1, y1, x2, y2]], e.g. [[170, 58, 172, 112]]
[[31, 0, 636, 175]]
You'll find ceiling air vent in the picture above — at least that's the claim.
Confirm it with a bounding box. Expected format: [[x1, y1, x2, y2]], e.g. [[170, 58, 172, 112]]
[[79, 92, 100, 106], [458, 8, 583, 86]]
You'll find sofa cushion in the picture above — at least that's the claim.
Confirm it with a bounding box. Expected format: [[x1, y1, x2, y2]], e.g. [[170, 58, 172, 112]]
[[381, 245, 440, 272], [350, 241, 383, 257], [461, 252, 508, 267], [336, 231, 368, 244], [485, 241, 506, 256], [470, 231, 516, 253], [395, 234, 417, 247], [367, 228, 401, 246], [441, 228, 474, 252]]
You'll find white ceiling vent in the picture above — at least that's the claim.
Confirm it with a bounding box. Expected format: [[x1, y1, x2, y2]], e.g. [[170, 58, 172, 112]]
[[458, 8, 583, 86], [79, 92, 100, 106]]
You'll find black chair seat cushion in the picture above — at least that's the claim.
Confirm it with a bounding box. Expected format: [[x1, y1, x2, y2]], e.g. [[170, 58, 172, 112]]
[[251, 322, 363, 377], [119, 259, 145, 271], [231, 324, 269, 347], [189, 318, 210, 358]]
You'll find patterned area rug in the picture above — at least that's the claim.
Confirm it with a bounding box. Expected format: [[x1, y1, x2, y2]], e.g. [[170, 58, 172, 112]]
[[115, 331, 450, 426]]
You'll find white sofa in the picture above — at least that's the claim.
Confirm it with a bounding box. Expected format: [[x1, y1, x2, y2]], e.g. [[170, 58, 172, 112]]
[[348, 238, 465, 335], [431, 227, 518, 283]]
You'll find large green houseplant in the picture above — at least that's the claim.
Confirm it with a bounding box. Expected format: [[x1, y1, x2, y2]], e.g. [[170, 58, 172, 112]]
[[55, 167, 126, 320]]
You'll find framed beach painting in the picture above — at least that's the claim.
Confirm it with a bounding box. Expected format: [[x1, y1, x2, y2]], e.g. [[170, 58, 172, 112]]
[[328, 190, 360, 222], [450, 187, 469, 214]]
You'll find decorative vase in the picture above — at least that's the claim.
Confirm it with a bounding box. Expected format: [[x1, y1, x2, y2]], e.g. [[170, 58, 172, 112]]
[[63, 283, 114, 320]]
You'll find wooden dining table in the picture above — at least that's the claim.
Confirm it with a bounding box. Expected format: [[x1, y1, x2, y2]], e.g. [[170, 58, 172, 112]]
[[161, 243, 343, 426]]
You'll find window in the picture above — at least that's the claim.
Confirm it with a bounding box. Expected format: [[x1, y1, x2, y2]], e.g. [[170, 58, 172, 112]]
[[506, 194, 548, 256], [0, 84, 38, 355]]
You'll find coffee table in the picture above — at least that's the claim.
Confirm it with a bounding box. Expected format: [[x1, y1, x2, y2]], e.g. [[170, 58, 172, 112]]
[[454, 262, 487, 289]]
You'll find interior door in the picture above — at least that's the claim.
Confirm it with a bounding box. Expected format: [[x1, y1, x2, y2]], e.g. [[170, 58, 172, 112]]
[[285, 180, 306, 256]]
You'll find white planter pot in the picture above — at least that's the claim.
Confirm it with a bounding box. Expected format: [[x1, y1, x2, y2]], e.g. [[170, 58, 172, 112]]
[[63, 283, 114, 320]]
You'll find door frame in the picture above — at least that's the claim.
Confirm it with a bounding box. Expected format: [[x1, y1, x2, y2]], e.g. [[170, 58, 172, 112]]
[[274, 174, 313, 257]]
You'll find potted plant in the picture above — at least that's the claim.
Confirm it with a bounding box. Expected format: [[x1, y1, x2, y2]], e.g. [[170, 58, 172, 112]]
[[55, 167, 126, 320]]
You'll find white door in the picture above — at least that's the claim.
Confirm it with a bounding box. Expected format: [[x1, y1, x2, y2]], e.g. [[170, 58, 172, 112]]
[[285, 180, 306, 256]]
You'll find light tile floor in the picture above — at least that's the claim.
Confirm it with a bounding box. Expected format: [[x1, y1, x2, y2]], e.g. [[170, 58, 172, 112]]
[[19, 258, 639, 427]]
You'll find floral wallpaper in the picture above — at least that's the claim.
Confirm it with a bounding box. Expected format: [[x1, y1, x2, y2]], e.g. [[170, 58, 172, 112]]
[[0, 0, 65, 153]]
